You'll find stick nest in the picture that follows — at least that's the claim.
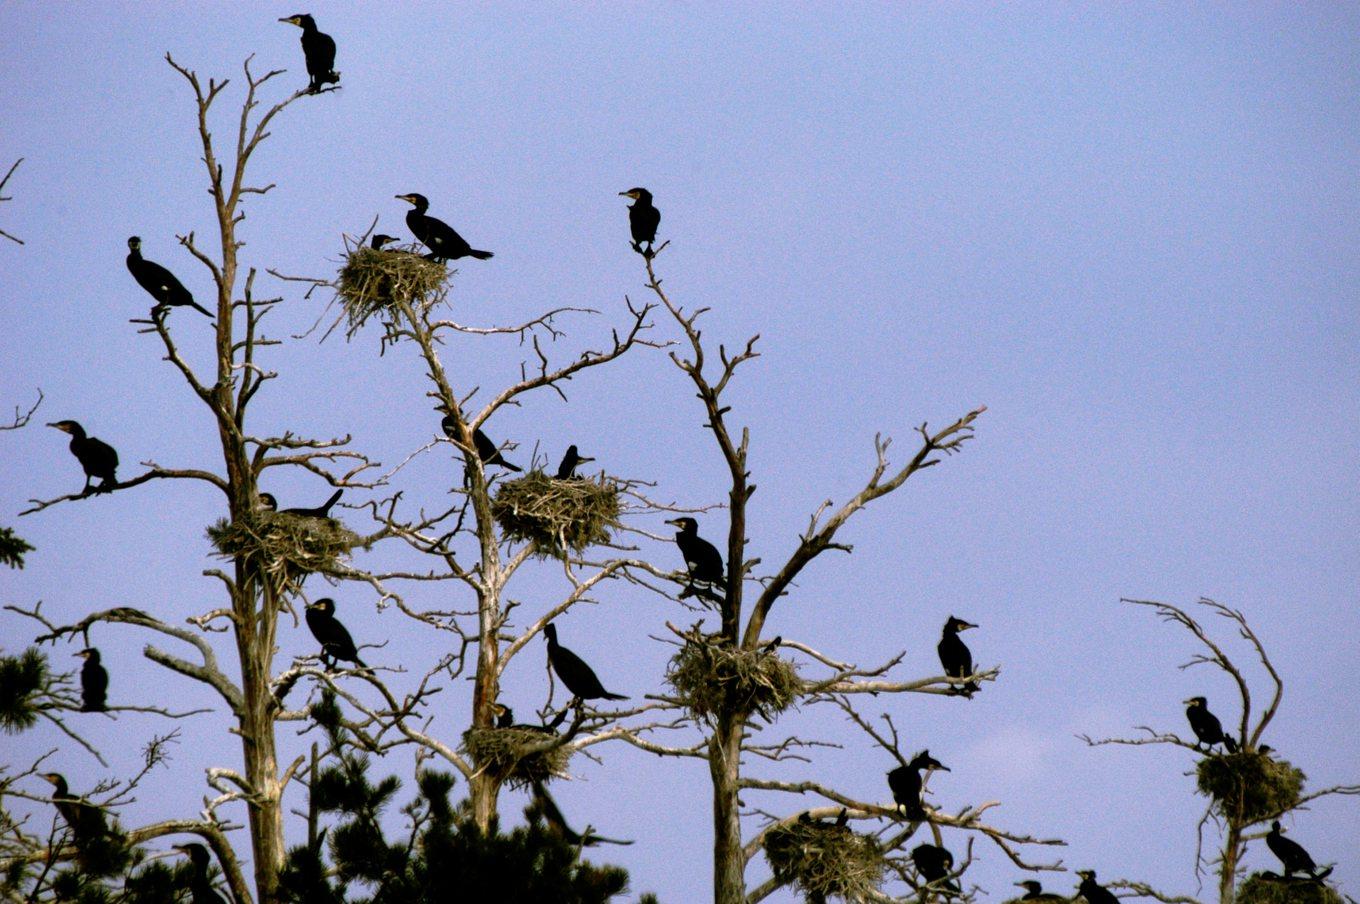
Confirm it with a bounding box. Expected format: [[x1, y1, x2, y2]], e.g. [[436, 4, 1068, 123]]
[[763, 819, 884, 901], [337, 244, 446, 331], [666, 635, 802, 721], [462, 727, 572, 789], [1195, 750, 1305, 824], [1237, 873, 1342, 904], [491, 471, 621, 557], [207, 512, 360, 595]]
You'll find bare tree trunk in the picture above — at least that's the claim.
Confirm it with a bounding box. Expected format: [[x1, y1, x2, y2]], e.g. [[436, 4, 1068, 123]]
[[711, 715, 746, 904], [1218, 824, 1241, 904]]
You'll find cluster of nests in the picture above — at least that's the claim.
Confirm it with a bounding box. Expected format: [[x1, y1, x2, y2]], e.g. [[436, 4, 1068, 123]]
[[666, 632, 801, 722], [336, 238, 447, 333], [763, 814, 884, 902], [207, 509, 359, 597], [490, 471, 621, 559]]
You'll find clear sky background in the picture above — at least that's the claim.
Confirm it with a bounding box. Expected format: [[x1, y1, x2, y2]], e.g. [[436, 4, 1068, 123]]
[[1, 3, 1357, 902]]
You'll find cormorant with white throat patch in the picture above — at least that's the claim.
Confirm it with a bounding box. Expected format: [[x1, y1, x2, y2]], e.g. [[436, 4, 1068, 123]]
[[279, 14, 339, 94], [396, 193, 493, 261]]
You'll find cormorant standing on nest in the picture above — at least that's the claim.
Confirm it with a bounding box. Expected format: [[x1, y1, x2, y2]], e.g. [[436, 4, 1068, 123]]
[[396, 193, 493, 261], [259, 489, 343, 518], [47, 420, 118, 495], [126, 237, 212, 317], [544, 622, 627, 702], [371, 234, 401, 250], [911, 843, 957, 889], [278, 14, 339, 94], [76, 648, 108, 712], [1184, 696, 1236, 752], [665, 516, 726, 605], [619, 188, 659, 257], [888, 750, 949, 822], [530, 780, 633, 846], [1015, 880, 1067, 902], [938, 616, 980, 698], [492, 704, 570, 732], [305, 598, 370, 673], [441, 413, 521, 472], [1267, 821, 1330, 879], [40, 772, 106, 841], [173, 842, 228, 904], [1076, 870, 1119, 904], [555, 445, 594, 480]]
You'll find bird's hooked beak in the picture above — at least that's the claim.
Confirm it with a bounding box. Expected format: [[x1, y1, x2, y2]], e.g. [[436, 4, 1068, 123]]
[[1183, 697, 1197, 705], [959, 620, 978, 631], [619, 190, 637, 198], [74, 650, 88, 659], [664, 517, 683, 527], [578, 454, 596, 464], [305, 601, 320, 611], [47, 422, 71, 433], [395, 194, 415, 204], [278, 16, 298, 25]]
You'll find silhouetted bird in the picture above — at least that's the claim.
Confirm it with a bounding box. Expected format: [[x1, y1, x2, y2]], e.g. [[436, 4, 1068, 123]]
[[888, 750, 949, 821], [40, 772, 106, 841], [441, 414, 521, 472], [665, 516, 726, 604], [173, 842, 228, 904], [305, 598, 369, 673], [1015, 880, 1067, 902], [555, 445, 594, 480], [911, 843, 957, 889], [76, 648, 108, 712], [370, 233, 401, 250], [493, 703, 570, 733], [619, 187, 660, 257], [48, 420, 118, 495], [1184, 696, 1237, 752], [279, 14, 339, 94], [259, 489, 342, 518], [1267, 821, 1329, 879], [1076, 870, 1120, 904], [396, 193, 493, 261], [530, 780, 634, 846], [126, 237, 212, 317], [544, 622, 626, 702], [938, 616, 980, 698]]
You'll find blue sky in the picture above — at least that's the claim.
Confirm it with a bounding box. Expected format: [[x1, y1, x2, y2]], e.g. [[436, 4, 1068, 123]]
[[2, 3, 1357, 901]]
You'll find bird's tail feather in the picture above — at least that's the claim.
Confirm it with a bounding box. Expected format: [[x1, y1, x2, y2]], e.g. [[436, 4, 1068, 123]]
[[469, 249, 494, 260]]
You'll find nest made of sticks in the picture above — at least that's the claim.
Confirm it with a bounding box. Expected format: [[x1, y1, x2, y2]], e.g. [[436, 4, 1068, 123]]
[[1237, 873, 1342, 904], [462, 726, 572, 790], [667, 635, 802, 722], [207, 512, 360, 594], [1195, 750, 1305, 824], [763, 819, 884, 902], [491, 470, 620, 557], [337, 243, 446, 331]]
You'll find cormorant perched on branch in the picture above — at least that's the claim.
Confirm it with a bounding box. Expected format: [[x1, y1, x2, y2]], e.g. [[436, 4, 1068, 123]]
[[888, 750, 949, 822], [911, 843, 957, 889], [278, 14, 339, 94], [173, 842, 228, 904], [1267, 821, 1330, 879], [530, 780, 634, 846], [305, 598, 369, 673], [1076, 870, 1120, 904], [619, 188, 660, 257], [126, 237, 212, 317], [396, 193, 493, 261], [440, 413, 521, 472], [259, 489, 343, 518], [665, 516, 726, 605], [555, 445, 594, 480], [371, 233, 401, 250], [76, 648, 107, 712], [1184, 696, 1236, 752], [937, 616, 979, 698], [47, 420, 118, 495], [543, 622, 627, 702], [40, 772, 106, 841], [1015, 880, 1067, 902]]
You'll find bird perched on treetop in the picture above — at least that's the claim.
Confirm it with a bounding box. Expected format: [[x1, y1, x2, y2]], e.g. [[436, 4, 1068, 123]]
[[396, 193, 493, 262], [1075, 870, 1120, 904], [543, 622, 627, 702], [555, 445, 594, 480], [76, 648, 108, 712], [619, 188, 660, 257], [173, 841, 228, 904], [911, 843, 957, 889], [1184, 696, 1237, 753], [937, 615, 980, 698], [887, 750, 949, 822], [305, 598, 370, 673], [40, 772, 107, 842], [259, 489, 343, 519], [440, 413, 521, 472], [47, 420, 118, 496], [665, 516, 726, 605], [126, 237, 212, 317], [279, 14, 340, 94], [1266, 820, 1330, 879]]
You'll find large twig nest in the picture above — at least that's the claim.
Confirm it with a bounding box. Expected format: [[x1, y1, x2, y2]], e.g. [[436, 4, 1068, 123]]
[[1195, 750, 1304, 824], [763, 819, 884, 902], [207, 512, 359, 595], [667, 634, 801, 721], [462, 727, 572, 789], [491, 471, 620, 557], [337, 244, 446, 331], [1237, 873, 1342, 904]]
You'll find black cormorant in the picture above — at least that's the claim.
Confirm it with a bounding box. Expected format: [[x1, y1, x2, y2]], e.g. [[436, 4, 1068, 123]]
[[278, 14, 339, 94], [555, 445, 594, 480], [493, 703, 569, 733], [47, 420, 118, 495], [911, 843, 957, 888], [371, 233, 401, 250], [1015, 880, 1067, 902], [396, 193, 493, 261], [665, 516, 726, 604], [76, 648, 108, 712], [1266, 821, 1328, 879], [173, 841, 228, 904], [619, 188, 660, 257], [40, 772, 106, 841], [126, 237, 212, 317], [530, 780, 634, 846], [305, 598, 369, 672], [1076, 870, 1120, 904], [938, 616, 979, 698], [887, 750, 949, 822], [259, 489, 343, 518], [544, 622, 627, 702], [1184, 696, 1237, 752], [440, 413, 521, 471]]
